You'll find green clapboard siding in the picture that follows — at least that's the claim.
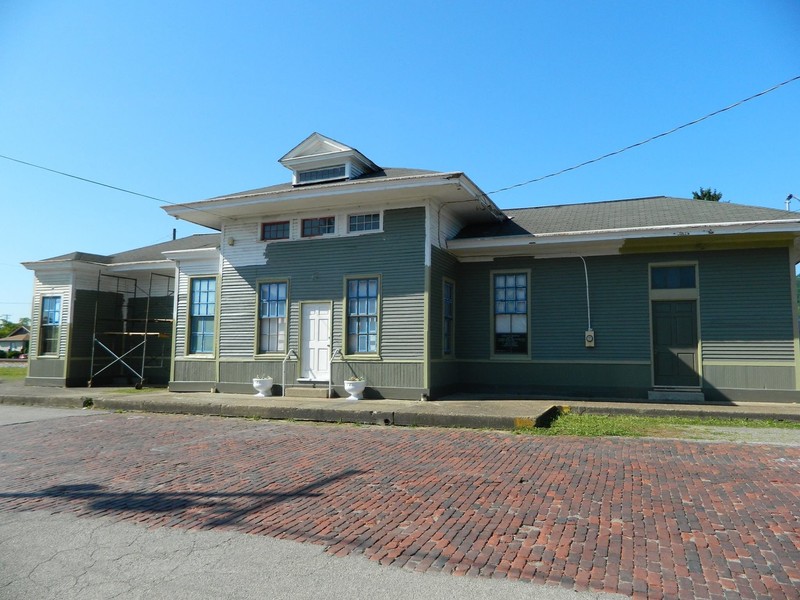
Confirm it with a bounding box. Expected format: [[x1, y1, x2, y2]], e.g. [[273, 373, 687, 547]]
[[456, 255, 652, 362], [173, 359, 216, 382], [699, 248, 794, 361], [429, 247, 459, 359], [217, 207, 426, 388]]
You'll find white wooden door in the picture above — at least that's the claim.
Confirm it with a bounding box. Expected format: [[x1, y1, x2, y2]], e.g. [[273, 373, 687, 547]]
[[301, 303, 331, 380]]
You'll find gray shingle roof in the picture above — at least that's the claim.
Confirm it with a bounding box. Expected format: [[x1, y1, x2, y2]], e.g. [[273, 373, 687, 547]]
[[37, 234, 219, 264], [206, 167, 440, 200], [455, 197, 797, 238]]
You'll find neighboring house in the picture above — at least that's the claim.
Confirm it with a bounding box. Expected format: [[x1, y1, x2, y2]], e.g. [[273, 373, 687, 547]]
[[0, 326, 30, 353], [22, 133, 800, 402]]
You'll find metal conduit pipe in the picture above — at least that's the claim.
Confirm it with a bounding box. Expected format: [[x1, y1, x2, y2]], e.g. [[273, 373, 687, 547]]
[[578, 256, 595, 347]]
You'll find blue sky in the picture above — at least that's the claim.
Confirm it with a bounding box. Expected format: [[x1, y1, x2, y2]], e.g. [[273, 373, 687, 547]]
[[1, 0, 798, 322]]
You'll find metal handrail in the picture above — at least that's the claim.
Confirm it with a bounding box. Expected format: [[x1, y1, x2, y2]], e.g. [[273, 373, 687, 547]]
[[281, 349, 298, 397], [328, 347, 342, 398]]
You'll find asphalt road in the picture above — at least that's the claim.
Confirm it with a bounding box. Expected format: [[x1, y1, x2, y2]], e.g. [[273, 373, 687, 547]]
[[0, 510, 621, 600]]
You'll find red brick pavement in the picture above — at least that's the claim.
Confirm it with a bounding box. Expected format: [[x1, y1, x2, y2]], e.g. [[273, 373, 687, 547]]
[[0, 413, 798, 599]]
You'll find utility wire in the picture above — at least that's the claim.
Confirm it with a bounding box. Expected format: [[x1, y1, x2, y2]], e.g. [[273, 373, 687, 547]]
[[0, 153, 168, 203], [0, 153, 228, 220], [489, 74, 800, 195], [2, 74, 797, 211]]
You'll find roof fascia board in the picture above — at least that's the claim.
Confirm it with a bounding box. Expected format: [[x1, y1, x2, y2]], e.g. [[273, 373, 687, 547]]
[[106, 260, 176, 273], [448, 219, 800, 251], [163, 173, 490, 228], [162, 247, 220, 262], [21, 259, 107, 272], [278, 132, 351, 162]]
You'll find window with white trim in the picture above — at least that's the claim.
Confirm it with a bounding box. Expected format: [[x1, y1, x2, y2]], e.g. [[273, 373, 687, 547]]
[[189, 278, 216, 354], [443, 280, 454, 356], [39, 296, 61, 355], [493, 273, 528, 354], [258, 282, 287, 353], [348, 213, 380, 233], [347, 278, 379, 354], [297, 165, 346, 185]]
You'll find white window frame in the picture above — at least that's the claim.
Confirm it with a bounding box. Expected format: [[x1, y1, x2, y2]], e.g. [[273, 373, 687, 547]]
[[347, 212, 382, 234]]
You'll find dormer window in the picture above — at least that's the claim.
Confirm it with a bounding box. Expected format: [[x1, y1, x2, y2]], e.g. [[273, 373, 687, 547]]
[[279, 133, 380, 187], [297, 165, 346, 185]]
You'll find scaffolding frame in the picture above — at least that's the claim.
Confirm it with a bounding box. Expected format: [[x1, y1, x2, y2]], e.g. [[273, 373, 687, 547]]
[[88, 272, 175, 388]]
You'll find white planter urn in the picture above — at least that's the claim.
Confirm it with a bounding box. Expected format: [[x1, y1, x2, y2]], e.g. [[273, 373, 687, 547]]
[[252, 377, 273, 398], [343, 379, 366, 401]]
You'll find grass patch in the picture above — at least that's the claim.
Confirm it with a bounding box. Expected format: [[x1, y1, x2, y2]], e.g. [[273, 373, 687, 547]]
[[517, 412, 800, 437], [0, 366, 27, 381]]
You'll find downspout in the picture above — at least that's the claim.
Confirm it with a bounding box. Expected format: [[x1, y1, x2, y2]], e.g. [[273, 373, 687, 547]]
[[578, 256, 595, 347]]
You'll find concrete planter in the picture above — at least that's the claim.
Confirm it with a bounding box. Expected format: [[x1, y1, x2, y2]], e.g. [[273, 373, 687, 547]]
[[252, 377, 273, 398], [343, 379, 366, 401]]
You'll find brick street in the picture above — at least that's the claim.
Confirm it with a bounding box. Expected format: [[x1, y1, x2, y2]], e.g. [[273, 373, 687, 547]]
[[0, 412, 798, 599]]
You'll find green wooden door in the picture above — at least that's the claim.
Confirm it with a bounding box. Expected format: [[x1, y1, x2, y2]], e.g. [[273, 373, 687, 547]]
[[652, 300, 699, 387]]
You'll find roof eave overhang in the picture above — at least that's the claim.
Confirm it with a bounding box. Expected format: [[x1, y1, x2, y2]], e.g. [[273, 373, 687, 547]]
[[447, 219, 800, 260], [163, 173, 504, 229], [162, 247, 220, 262]]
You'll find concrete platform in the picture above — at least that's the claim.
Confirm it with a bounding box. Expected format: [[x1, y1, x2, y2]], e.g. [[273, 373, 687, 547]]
[[1, 377, 798, 429]]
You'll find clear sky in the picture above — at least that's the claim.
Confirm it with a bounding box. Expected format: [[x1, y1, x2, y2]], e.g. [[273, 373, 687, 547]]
[[1, 0, 798, 322]]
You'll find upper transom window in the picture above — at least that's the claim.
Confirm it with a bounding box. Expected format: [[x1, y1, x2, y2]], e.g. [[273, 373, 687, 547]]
[[348, 213, 380, 233], [302, 217, 335, 237], [262, 221, 290, 241], [297, 165, 346, 185], [651, 266, 696, 289]]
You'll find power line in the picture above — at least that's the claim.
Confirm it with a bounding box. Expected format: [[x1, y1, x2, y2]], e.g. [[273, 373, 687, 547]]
[[0, 153, 228, 221], [0, 153, 168, 203], [3, 73, 798, 213], [489, 74, 800, 195]]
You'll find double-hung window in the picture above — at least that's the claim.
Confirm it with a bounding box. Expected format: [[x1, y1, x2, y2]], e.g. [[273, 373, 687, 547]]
[[443, 280, 454, 356], [189, 278, 216, 354], [493, 273, 528, 354], [347, 278, 379, 354], [39, 296, 61, 355], [258, 282, 287, 353]]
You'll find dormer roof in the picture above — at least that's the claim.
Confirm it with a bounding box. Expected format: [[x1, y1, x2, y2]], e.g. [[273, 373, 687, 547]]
[[279, 132, 380, 185]]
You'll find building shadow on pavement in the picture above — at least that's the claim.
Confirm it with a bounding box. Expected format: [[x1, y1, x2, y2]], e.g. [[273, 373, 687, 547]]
[[1, 469, 364, 529]]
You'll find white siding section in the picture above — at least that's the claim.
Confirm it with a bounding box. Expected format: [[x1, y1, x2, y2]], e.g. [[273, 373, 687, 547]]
[[430, 202, 468, 249], [30, 272, 73, 359], [222, 222, 265, 268], [172, 254, 220, 357], [73, 268, 102, 290]]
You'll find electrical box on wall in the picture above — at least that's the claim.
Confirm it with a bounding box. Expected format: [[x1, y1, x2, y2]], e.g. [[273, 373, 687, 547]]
[[584, 329, 595, 348]]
